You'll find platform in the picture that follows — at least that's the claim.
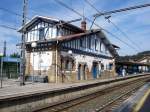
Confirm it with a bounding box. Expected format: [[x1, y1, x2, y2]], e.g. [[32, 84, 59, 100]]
[[0, 73, 149, 112], [114, 81, 150, 112], [0, 74, 146, 100]]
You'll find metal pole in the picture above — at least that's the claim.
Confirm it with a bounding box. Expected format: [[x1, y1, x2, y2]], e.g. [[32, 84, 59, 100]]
[[20, 0, 28, 86], [32, 51, 34, 83], [55, 41, 58, 83], [0, 57, 3, 88]]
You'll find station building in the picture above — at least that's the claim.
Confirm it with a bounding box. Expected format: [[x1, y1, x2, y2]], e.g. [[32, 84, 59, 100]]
[[137, 56, 150, 64], [19, 16, 119, 83]]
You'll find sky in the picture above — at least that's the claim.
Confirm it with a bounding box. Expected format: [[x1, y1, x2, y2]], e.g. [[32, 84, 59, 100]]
[[0, 0, 150, 56]]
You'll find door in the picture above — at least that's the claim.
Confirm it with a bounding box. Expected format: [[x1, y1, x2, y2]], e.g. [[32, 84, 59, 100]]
[[78, 64, 81, 80], [83, 65, 86, 80], [92, 62, 98, 79]]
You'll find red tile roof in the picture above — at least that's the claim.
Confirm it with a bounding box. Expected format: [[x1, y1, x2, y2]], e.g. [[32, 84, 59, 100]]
[[57, 29, 101, 41]]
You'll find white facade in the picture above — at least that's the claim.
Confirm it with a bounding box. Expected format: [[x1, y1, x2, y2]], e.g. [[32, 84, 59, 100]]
[[61, 51, 113, 72], [22, 16, 117, 82], [30, 51, 52, 71]]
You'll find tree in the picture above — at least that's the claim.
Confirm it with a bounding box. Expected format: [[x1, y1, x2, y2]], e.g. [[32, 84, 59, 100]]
[[10, 52, 20, 58]]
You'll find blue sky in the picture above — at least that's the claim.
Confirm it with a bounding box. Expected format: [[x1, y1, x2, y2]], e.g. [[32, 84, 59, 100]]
[[0, 0, 150, 56]]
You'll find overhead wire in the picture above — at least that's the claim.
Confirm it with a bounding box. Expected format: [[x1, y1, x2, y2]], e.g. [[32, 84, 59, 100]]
[[0, 7, 30, 20], [85, 0, 141, 52], [0, 24, 17, 30], [0, 0, 143, 52], [55, 0, 139, 52], [94, 3, 150, 17], [105, 18, 142, 51], [0, 7, 31, 31]]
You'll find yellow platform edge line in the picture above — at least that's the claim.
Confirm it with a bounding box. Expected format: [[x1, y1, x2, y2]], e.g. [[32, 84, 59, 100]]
[[133, 89, 150, 112]]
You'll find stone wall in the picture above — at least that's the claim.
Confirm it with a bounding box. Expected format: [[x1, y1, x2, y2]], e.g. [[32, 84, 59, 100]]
[[25, 47, 116, 83]]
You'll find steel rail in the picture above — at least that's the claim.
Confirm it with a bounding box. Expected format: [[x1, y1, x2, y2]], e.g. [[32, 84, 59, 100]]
[[35, 75, 150, 112], [94, 82, 145, 112]]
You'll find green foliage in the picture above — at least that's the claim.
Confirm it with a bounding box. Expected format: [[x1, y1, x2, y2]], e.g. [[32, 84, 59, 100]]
[[10, 52, 20, 58], [117, 51, 150, 61]]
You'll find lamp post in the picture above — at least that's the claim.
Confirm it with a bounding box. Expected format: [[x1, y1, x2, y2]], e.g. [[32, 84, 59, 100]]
[[0, 53, 3, 88], [31, 42, 37, 83]]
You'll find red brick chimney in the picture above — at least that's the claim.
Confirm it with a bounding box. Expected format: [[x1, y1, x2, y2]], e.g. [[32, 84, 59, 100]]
[[81, 20, 86, 31]]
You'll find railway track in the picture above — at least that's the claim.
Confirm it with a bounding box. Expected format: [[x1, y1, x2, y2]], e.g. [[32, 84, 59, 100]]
[[35, 75, 150, 112], [94, 82, 143, 112]]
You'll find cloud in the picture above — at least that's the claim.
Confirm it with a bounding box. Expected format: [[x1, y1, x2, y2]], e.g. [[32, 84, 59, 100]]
[[0, 0, 150, 56]]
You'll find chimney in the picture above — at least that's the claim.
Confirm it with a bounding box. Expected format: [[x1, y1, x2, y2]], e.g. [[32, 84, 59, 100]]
[[81, 20, 86, 31]]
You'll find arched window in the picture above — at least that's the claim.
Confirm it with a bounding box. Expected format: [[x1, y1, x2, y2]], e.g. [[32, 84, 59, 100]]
[[65, 60, 69, 70], [109, 63, 113, 70], [101, 63, 104, 70]]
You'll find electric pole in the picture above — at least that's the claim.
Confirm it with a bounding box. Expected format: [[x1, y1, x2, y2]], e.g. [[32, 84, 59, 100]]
[[3, 41, 6, 57], [20, 0, 27, 86]]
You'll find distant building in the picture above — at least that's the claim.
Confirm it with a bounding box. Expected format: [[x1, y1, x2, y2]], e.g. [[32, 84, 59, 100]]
[[137, 56, 150, 72], [0, 57, 20, 78], [137, 56, 150, 63], [19, 16, 119, 83]]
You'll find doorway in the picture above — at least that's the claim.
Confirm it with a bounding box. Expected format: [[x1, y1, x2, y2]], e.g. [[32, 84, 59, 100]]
[[92, 62, 98, 79], [78, 64, 81, 80]]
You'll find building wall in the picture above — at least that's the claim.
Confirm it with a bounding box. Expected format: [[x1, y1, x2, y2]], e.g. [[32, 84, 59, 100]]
[[24, 18, 117, 83], [139, 59, 150, 63], [59, 51, 116, 82], [24, 21, 80, 43], [25, 50, 57, 82], [25, 48, 116, 83], [61, 34, 111, 57]]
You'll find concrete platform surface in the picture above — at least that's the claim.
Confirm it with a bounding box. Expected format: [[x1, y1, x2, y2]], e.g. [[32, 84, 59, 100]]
[[114, 82, 150, 112], [139, 91, 150, 112], [0, 73, 148, 100]]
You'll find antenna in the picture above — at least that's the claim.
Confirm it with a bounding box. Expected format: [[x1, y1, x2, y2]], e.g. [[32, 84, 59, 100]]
[[82, 0, 85, 21]]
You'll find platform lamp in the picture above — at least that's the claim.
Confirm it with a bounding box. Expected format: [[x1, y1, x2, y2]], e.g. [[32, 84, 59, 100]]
[[68, 50, 73, 77], [0, 52, 3, 88], [31, 42, 37, 83]]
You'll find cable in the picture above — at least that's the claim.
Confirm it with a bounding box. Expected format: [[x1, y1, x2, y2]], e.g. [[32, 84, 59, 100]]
[[94, 3, 150, 17], [55, 0, 138, 52], [0, 24, 18, 31], [102, 29, 139, 52], [55, 0, 103, 29], [106, 18, 142, 51], [85, 0, 140, 52], [0, 7, 30, 20]]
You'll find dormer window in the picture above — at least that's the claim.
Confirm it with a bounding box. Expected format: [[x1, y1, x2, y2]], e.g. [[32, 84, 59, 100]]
[[39, 27, 45, 40]]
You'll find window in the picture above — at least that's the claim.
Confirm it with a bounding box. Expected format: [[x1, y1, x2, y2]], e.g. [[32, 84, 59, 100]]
[[60, 59, 63, 70], [100, 42, 102, 52], [105, 48, 108, 54], [65, 60, 70, 70], [101, 64, 104, 70], [25, 33, 28, 42], [109, 63, 113, 70], [71, 60, 74, 69], [80, 38, 83, 47], [88, 37, 91, 49], [52, 27, 57, 38], [39, 28, 45, 40], [95, 39, 98, 51], [91, 38, 95, 49], [101, 43, 105, 52]]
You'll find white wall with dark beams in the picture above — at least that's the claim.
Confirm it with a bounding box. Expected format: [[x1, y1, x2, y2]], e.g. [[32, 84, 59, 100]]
[[61, 34, 111, 57], [24, 21, 79, 43]]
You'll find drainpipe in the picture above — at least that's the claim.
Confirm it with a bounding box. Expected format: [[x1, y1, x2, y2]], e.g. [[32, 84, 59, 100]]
[[55, 41, 58, 83]]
